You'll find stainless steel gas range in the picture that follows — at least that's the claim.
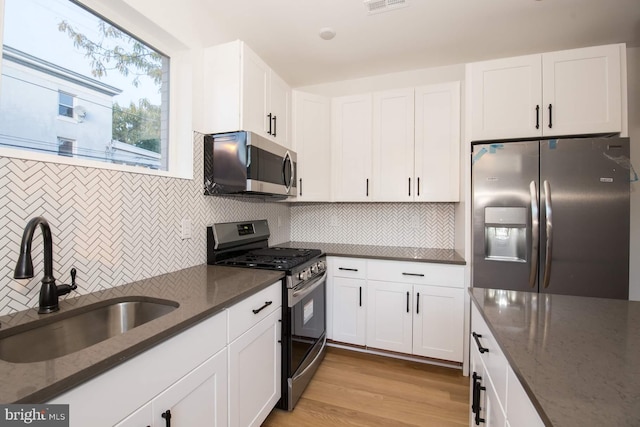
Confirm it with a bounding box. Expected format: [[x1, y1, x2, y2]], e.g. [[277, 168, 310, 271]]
[[207, 220, 326, 411]]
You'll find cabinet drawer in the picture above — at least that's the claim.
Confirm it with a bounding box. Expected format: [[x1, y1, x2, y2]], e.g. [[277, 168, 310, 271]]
[[329, 257, 367, 279], [367, 259, 464, 288], [227, 281, 282, 343], [471, 303, 508, 408]]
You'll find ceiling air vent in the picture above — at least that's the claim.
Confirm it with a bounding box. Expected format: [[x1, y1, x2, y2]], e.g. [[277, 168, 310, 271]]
[[363, 0, 408, 15]]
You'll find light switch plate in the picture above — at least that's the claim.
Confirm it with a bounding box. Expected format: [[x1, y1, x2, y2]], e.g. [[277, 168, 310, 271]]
[[181, 218, 192, 239]]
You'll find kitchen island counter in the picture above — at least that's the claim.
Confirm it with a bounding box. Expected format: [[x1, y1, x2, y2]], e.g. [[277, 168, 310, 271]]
[[278, 241, 465, 265], [0, 264, 284, 404], [470, 288, 640, 426]]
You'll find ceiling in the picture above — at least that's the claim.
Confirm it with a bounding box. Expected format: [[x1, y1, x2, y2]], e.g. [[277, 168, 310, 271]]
[[174, 0, 640, 87]]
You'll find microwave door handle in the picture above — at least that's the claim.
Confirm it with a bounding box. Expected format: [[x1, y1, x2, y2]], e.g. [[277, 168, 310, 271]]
[[283, 151, 294, 193], [529, 181, 539, 288]]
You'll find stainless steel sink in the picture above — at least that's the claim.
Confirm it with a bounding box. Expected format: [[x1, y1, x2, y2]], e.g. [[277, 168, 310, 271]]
[[0, 297, 179, 363]]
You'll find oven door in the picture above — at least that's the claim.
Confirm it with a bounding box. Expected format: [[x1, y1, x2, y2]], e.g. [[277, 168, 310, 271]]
[[285, 272, 326, 408]]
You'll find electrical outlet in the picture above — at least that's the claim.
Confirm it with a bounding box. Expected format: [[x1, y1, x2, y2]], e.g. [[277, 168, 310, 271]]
[[411, 215, 420, 229], [181, 218, 192, 240]]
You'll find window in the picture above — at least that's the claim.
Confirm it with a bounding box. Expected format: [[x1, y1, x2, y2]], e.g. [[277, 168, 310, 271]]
[[0, 0, 183, 173], [58, 137, 74, 157], [58, 92, 74, 118]]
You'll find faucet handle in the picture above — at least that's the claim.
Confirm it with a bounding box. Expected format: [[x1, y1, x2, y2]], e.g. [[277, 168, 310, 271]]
[[70, 268, 77, 290]]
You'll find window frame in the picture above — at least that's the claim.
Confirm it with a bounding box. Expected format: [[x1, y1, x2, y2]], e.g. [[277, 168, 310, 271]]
[[0, 0, 193, 179], [58, 91, 75, 118]]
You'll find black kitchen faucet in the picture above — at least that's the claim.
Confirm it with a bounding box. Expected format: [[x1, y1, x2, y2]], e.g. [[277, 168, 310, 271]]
[[14, 216, 77, 313]]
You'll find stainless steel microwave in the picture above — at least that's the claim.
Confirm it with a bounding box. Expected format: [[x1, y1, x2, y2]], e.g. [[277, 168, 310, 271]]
[[204, 131, 296, 199]]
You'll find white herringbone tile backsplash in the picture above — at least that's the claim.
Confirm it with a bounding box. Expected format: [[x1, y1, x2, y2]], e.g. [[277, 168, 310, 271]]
[[0, 132, 290, 315], [291, 203, 455, 248]]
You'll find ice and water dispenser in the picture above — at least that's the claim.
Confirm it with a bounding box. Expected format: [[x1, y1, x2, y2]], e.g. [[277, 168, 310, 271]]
[[484, 207, 527, 262]]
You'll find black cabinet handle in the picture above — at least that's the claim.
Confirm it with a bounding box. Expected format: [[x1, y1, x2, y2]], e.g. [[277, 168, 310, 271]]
[[359, 287, 362, 307], [273, 115, 277, 137], [366, 179, 369, 197], [408, 177, 411, 196], [416, 292, 420, 314], [472, 372, 486, 425], [472, 332, 489, 353], [402, 272, 425, 277], [548, 104, 553, 128], [406, 291, 410, 313], [267, 113, 273, 135], [252, 301, 273, 314], [535, 105, 540, 129], [417, 177, 420, 197], [339, 267, 358, 272], [162, 410, 171, 427], [299, 178, 302, 196]]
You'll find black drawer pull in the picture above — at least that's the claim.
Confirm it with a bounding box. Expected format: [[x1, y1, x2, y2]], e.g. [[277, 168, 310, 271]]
[[162, 410, 172, 427], [406, 291, 410, 313], [339, 267, 358, 272], [472, 332, 489, 353], [252, 301, 273, 314], [402, 272, 425, 277], [359, 287, 362, 307], [416, 292, 420, 314]]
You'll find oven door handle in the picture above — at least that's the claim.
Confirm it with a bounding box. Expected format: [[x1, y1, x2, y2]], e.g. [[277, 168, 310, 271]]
[[290, 271, 327, 306]]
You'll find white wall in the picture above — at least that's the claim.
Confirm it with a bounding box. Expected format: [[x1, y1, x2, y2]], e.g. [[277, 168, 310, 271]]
[[627, 46, 640, 300], [296, 63, 465, 95]]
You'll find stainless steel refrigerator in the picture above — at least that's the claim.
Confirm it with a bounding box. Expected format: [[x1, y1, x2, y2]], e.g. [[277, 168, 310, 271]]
[[472, 137, 630, 299]]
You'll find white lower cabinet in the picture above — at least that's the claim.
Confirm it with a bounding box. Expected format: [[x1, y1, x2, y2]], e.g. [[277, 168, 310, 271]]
[[413, 284, 464, 361], [116, 350, 228, 427], [470, 304, 544, 427], [328, 257, 465, 363], [50, 281, 283, 427], [366, 280, 413, 353], [228, 309, 281, 427]]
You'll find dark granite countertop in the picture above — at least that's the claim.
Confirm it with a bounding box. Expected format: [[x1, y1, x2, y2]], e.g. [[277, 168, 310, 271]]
[[0, 265, 284, 404], [277, 241, 466, 265], [470, 288, 640, 427]]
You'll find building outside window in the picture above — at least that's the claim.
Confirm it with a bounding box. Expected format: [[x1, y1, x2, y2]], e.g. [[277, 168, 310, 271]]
[[58, 91, 74, 118], [58, 137, 74, 157], [0, 0, 170, 170]]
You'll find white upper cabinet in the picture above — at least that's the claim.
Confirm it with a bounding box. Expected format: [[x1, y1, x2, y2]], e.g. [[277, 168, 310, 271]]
[[292, 91, 332, 201], [333, 83, 461, 203], [203, 40, 291, 148], [542, 44, 622, 136], [414, 82, 461, 202], [332, 94, 373, 201], [372, 88, 415, 202], [468, 43, 624, 141]]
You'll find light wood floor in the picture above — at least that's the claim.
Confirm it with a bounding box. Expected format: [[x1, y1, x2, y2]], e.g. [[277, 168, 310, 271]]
[[263, 347, 469, 427]]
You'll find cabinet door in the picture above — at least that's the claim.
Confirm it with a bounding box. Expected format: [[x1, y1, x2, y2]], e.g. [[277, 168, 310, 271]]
[[292, 91, 331, 201], [505, 367, 545, 427], [366, 280, 412, 353], [332, 94, 373, 201], [414, 82, 460, 202], [372, 88, 414, 201], [228, 309, 281, 427], [471, 346, 506, 427], [542, 44, 622, 135], [468, 54, 542, 141], [152, 349, 228, 427], [242, 45, 270, 138], [413, 285, 464, 362], [332, 277, 366, 345], [270, 71, 291, 148]]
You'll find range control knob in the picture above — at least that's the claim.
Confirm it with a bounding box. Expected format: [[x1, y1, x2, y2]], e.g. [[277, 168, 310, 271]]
[[310, 263, 318, 274], [317, 260, 326, 271], [298, 269, 309, 281]]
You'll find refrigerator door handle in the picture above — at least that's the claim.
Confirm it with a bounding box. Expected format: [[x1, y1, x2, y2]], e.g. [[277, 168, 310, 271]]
[[529, 181, 539, 288], [543, 180, 553, 288]]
